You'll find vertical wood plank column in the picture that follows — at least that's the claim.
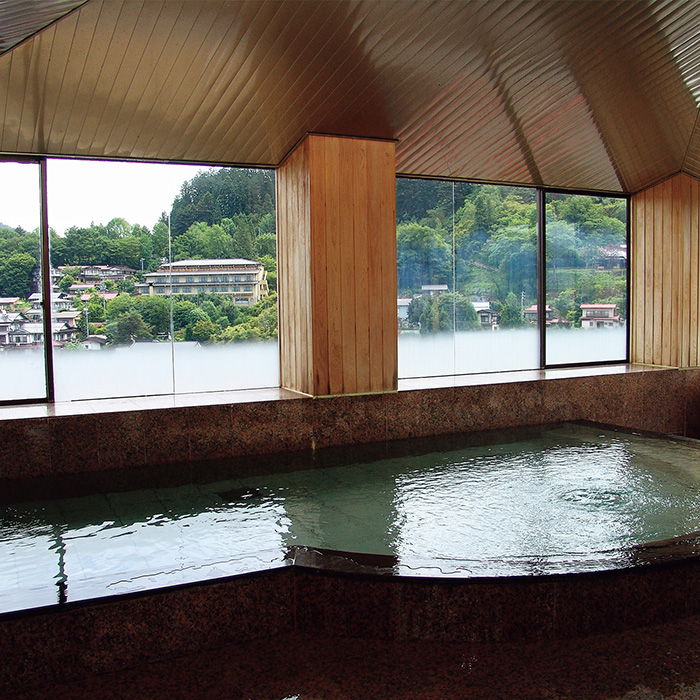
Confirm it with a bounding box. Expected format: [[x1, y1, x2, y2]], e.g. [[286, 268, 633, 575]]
[[630, 172, 700, 367], [277, 134, 397, 396]]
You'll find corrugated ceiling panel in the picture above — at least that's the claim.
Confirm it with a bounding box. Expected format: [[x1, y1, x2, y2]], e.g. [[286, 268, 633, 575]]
[[1, 0, 700, 193], [0, 0, 86, 54], [552, 0, 699, 192]]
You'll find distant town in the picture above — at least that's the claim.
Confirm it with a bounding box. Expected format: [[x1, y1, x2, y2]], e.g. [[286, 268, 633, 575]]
[[0, 258, 271, 350], [0, 169, 628, 351]]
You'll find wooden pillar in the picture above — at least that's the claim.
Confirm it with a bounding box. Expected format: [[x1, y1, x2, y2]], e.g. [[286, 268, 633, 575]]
[[277, 134, 397, 396], [631, 172, 700, 367]]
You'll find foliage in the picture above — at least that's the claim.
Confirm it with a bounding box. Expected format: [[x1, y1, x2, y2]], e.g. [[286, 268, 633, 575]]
[[397, 222, 451, 292], [396, 182, 627, 330], [139, 295, 170, 335], [499, 291, 525, 328], [169, 168, 275, 238], [407, 293, 480, 333], [106, 310, 152, 344], [0, 252, 37, 298]]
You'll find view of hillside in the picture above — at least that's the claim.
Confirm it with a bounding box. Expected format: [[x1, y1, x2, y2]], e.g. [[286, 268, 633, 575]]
[[396, 179, 627, 333], [0, 167, 278, 345], [0, 160, 628, 400]]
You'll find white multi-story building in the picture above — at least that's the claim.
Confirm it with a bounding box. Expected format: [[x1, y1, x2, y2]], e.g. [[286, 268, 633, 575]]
[[135, 259, 269, 306], [580, 303, 622, 329]]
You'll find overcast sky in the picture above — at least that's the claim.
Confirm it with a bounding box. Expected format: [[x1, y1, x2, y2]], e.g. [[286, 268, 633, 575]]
[[0, 159, 208, 235]]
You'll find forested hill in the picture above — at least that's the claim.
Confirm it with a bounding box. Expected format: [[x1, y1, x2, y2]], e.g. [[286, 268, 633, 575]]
[[169, 168, 275, 238], [395, 179, 627, 329]]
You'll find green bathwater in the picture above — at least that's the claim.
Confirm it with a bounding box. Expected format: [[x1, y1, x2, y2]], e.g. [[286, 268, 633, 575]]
[[2, 423, 700, 613]]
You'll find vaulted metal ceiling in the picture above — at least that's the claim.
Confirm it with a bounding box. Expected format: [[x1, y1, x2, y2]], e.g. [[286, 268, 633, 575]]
[[2, 0, 700, 194]]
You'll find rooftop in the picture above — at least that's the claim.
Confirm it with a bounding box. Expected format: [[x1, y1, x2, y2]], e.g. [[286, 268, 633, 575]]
[[159, 259, 261, 269]]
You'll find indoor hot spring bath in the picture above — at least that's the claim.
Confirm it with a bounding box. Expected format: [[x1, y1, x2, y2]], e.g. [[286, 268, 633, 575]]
[[6, 419, 700, 694]]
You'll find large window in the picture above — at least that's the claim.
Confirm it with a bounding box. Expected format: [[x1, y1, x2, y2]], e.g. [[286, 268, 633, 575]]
[[0, 160, 630, 404], [397, 179, 628, 378], [0, 160, 46, 402], [544, 193, 627, 365], [0, 158, 278, 403]]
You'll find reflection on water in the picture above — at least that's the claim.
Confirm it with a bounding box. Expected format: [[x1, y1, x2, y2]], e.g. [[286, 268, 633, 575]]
[[2, 423, 700, 612]]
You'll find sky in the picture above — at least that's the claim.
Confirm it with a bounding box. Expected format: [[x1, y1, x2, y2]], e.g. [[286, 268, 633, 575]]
[[0, 159, 209, 235]]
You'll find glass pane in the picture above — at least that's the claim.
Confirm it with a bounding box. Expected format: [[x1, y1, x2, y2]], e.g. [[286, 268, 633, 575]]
[[545, 193, 627, 365], [397, 179, 539, 379], [48, 160, 278, 401], [0, 161, 46, 401], [168, 168, 278, 393], [397, 179, 456, 378], [454, 183, 538, 373]]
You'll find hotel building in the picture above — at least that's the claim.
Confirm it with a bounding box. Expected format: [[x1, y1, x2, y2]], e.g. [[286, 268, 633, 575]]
[[135, 259, 269, 306]]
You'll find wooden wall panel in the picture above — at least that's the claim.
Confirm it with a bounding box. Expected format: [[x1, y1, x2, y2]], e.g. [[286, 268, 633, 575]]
[[278, 134, 397, 396], [277, 139, 312, 394], [630, 192, 645, 364], [631, 172, 700, 367]]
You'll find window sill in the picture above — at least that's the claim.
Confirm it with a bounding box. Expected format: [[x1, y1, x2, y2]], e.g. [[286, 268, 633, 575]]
[[0, 363, 669, 422]]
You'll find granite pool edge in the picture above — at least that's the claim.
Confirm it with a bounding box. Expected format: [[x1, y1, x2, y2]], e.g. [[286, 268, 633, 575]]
[[5, 544, 700, 692]]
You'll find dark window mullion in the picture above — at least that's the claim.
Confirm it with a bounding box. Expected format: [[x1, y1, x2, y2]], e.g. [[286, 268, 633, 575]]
[[537, 188, 546, 368], [39, 158, 55, 402]]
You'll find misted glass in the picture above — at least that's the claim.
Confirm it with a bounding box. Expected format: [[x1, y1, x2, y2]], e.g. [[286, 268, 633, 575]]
[[544, 193, 627, 365], [0, 161, 46, 401]]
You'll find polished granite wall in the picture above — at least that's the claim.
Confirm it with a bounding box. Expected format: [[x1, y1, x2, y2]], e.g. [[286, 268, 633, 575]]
[[6, 555, 700, 691], [0, 365, 696, 483]]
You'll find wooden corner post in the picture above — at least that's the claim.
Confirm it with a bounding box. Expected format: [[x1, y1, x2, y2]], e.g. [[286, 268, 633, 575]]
[[277, 134, 397, 396]]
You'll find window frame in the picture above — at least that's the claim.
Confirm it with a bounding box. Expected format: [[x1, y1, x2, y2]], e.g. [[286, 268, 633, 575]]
[[395, 176, 630, 380], [540, 186, 631, 370], [0, 157, 630, 406]]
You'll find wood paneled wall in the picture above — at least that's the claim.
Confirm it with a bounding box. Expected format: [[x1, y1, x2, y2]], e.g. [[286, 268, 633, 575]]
[[631, 172, 700, 366], [277, 134, 397, 396]]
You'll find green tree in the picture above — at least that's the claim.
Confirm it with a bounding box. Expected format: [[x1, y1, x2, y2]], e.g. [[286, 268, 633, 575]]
[[473, 185, 501, 233], [397, 222, 451, 291], [499, 291, 525, 328], [190, 318, 217, 342], [86, 292, 106, 323], [106, 310, 152, 344], [58, 273, 76, 294], [483, 226, 537, 301], [151, 221, 170, 261], [105, 217, 131, 238], [407, 296, 429, 328], [255, 232, 277, 259], [257, 212, 275, 236], [139, 295, 170, 335], [437, 293, 481, 331], [170, 168, 275, 238], [419, 297, 441, 334], [106, 292, 136, 319], [172, 300, 199, 330], [222, 216, 255, 259], [0, 252, 36, 298], [172, 222, 208, 260]]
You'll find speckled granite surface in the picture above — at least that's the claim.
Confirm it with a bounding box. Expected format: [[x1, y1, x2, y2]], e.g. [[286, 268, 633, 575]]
[[7, 556, 700, 694], [0, 365, 693, 483], [10, 615, 700, 700]]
